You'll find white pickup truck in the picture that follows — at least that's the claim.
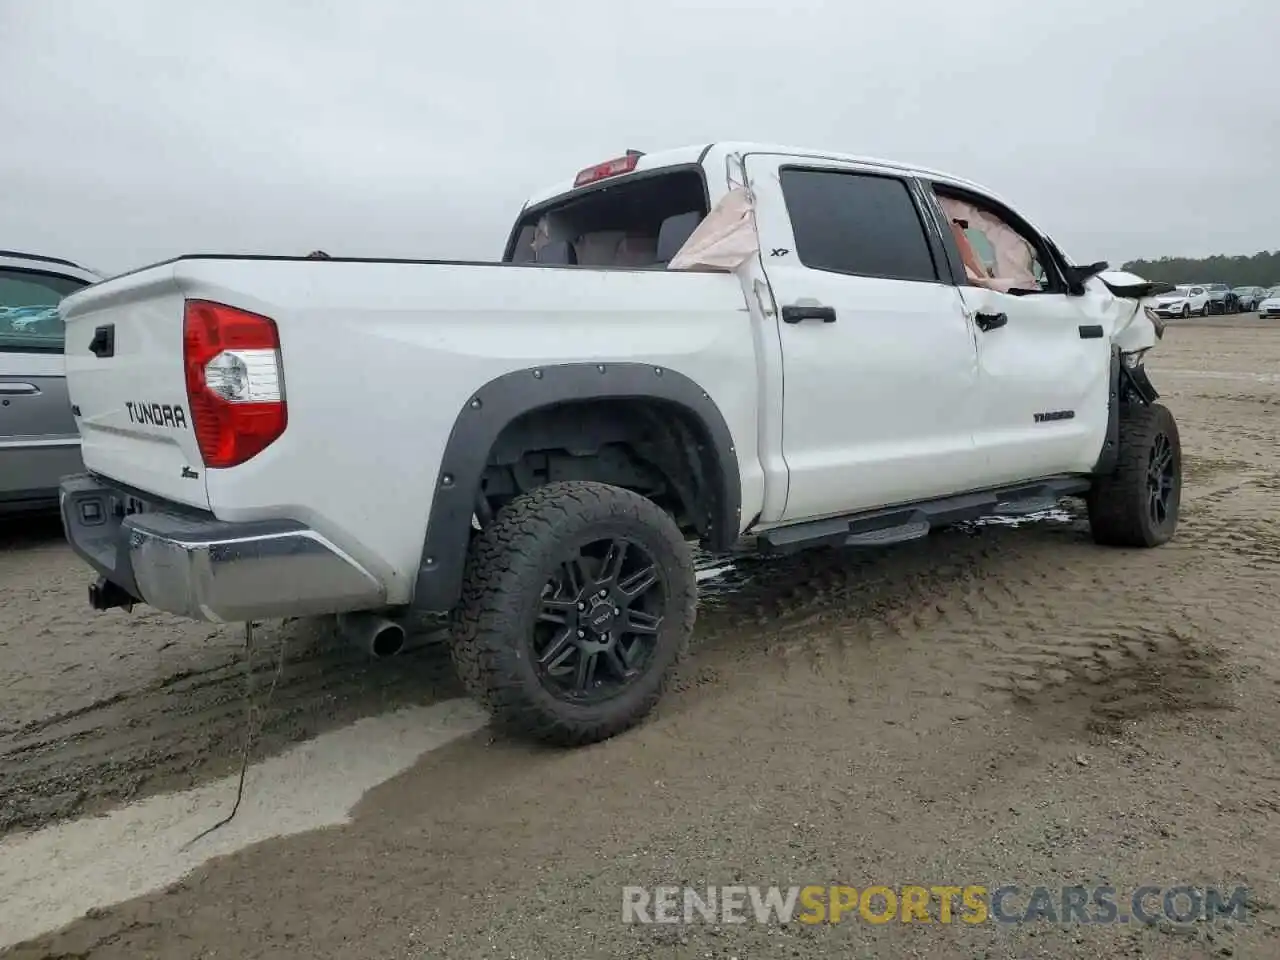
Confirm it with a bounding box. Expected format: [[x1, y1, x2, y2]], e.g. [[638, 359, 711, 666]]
[[58, 142, 1180, 746]]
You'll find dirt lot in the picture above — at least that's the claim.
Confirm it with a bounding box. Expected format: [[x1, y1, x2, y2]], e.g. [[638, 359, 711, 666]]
[[3, 317, 1280, 958]]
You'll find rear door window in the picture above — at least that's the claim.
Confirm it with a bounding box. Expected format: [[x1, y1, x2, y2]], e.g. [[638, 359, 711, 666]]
[[0, 268, 86, 352], [778, 168, 938, 283]]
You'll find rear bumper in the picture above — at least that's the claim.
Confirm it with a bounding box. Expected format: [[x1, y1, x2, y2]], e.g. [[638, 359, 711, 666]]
[[0, 440, 83, 512], [59, 474, 385, 622]]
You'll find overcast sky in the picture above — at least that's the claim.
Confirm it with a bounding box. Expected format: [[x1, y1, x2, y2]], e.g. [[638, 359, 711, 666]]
[[2, 0, 1276, 276]]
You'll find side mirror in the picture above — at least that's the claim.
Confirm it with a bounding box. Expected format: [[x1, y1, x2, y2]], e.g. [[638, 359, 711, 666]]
[[1062, 260, 1109, 295], [1101, 278, 1175, 299]]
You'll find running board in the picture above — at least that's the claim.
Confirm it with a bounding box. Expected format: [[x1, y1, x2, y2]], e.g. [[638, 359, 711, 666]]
[[988, 496, 1062, 516], [756, 477, 1091, 555]]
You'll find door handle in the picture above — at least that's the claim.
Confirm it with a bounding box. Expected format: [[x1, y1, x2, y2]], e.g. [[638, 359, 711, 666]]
[[89, 324, 115, 358], [0, 382, 39, 396], [781, 304, 837, 324], [974, 311, 1008, 332]]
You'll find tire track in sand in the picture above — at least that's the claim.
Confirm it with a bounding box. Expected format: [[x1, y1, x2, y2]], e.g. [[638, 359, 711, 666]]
[[744, 478, 1280, 740], [0, 619, 464, 836]]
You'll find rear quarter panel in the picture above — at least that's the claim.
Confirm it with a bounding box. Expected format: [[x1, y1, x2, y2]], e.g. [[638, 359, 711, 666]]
[[171, 259, 763, 604]]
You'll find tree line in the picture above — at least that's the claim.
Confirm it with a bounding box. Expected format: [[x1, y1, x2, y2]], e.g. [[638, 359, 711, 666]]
[[1119, 251, 1280, 289]]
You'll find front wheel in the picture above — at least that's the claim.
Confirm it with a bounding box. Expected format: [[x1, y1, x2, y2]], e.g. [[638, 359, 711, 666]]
[[1087, 402, 1181, 547], [451, 480, 697, 746], [1181, 304, 1191, 318]]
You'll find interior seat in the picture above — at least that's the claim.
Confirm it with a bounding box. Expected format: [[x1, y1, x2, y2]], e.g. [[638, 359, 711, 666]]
[[655, 212, 703, 266], [535, 240, 578, 265], [574, 231, 627, 266], [613, 234, 659, 266]]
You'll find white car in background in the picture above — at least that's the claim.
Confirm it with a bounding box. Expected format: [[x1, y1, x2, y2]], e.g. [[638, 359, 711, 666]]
[[1150, 284, 1210, 319], [1258, 286, 1280, 320], [1, 250, 104, 515]]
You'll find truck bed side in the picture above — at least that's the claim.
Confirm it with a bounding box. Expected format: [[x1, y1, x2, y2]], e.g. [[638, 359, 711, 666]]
[[60, 257, 765, 604]]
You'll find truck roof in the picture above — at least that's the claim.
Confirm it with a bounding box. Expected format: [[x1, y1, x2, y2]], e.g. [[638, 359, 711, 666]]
[[521, 141, 1005, 212]]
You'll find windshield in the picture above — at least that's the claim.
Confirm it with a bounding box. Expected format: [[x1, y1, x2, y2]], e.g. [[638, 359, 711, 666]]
[[0, 267, 87, 352], [1267, 287, 1280, 299]]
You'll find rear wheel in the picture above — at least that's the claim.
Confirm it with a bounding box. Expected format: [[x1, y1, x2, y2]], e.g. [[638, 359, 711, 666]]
[[1087, 402, 1181, 547], [451, 480, 697, 746], [1200, 303, 1209, 317]]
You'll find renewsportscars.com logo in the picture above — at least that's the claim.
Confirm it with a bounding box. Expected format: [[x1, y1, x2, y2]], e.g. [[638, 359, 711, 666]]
[[622, 884, 1252, 926]]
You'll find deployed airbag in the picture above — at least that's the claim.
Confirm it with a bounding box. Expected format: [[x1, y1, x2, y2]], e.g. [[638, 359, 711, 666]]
[[937, 195, 1039, 292], [667, 187, 759, 272]]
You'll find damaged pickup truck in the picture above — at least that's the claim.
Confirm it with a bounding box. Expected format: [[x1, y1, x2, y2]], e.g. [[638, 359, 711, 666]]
[[57, 142, 1178, 746]]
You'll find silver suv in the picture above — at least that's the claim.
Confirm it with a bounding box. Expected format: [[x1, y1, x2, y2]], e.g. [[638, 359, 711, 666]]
[[0, 250, 103, 515]]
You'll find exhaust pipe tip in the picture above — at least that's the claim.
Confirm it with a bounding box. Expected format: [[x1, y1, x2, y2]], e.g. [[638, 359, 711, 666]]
[[370, 621, 406, 658], [337, 611, 407, 658]]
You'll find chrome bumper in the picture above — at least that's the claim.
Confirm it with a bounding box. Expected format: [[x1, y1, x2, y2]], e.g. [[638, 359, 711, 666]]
[[59, 474, 385, 622]]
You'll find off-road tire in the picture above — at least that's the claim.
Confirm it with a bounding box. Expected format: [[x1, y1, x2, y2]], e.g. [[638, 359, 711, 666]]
[[451, 480, 697, 746], [1087, 402, 1181, 547]]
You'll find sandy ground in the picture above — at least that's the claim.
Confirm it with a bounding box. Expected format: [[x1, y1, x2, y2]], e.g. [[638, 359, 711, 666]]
[[3, 317, 1280, 958]]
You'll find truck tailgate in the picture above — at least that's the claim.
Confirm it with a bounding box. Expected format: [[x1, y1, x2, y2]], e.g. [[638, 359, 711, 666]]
[[60, 264, 211, 509]]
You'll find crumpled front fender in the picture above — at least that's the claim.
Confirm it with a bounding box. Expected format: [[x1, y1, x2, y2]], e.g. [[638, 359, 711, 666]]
[[1092, 269, 1163, 355]]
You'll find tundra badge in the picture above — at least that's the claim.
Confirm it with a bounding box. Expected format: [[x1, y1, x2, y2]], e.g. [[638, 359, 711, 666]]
[[1033, 410, 1076, 423], [126, 401, 188, 429]]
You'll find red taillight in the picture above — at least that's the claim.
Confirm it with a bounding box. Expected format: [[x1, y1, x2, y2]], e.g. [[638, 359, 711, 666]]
[[573, 153, 641, 188], [182, 299, 286, 469]]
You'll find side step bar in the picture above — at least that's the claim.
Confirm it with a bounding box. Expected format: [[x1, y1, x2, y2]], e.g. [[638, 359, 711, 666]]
[[756, 477, 1091, 555]]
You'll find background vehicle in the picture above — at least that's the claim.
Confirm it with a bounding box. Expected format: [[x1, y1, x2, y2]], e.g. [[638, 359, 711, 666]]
[[55, 143, 1179, 746], [1151, 284, 1209, 318], [0, 251, 102, 515], [1259, 286, 1280, 319], [1203, 282, 1234, 314], [1232, 285, 1266, 312]]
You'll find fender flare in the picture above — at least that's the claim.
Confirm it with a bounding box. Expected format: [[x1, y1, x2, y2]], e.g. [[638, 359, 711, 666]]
[[1092, 345, 1161, 477], [411, 362, 743, 612], [1092, 346, 1122, 476]]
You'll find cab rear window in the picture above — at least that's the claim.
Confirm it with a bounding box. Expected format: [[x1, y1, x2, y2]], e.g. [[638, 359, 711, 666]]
[[0, 268, 86, 352], [505, 167, 709, 269]]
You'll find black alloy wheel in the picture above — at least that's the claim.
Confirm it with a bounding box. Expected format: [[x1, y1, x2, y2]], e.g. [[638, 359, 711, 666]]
[[451, 480, 697, 746], [1147, 431, 1176, 529], [534, 536, 665, 703]]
